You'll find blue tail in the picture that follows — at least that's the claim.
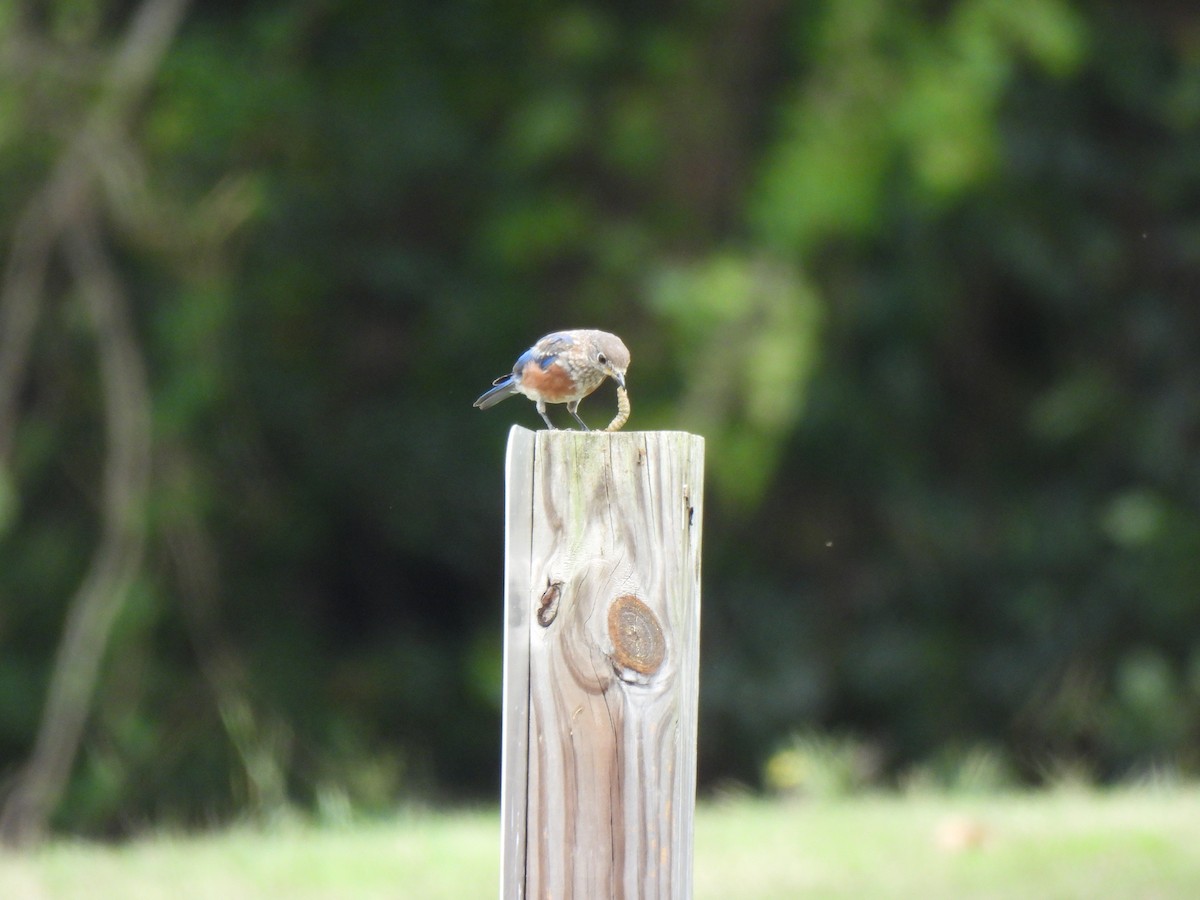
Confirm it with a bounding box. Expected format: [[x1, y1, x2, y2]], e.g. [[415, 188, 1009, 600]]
[[474, 376, 518, 410]]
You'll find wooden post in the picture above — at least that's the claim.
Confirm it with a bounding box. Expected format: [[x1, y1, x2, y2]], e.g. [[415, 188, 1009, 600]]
[[500, 426, 704, 900]]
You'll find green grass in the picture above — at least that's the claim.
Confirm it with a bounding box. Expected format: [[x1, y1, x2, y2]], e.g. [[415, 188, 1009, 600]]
[[2, 787, 1198, 898]]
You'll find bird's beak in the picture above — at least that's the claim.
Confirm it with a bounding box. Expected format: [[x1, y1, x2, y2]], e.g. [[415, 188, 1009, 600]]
[[613, 370, 626, 389]]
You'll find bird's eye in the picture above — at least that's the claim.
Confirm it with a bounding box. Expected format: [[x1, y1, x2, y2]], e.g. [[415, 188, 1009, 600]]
[[597, 353, 608, 365]]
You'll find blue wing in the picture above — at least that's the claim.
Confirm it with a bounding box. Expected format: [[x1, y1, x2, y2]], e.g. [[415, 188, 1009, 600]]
[[520, 332, 576, 372], [476, 332, 578, 410]]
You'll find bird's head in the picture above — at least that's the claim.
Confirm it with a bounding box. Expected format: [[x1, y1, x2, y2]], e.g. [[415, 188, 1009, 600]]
[[591, 332, 630, 389]]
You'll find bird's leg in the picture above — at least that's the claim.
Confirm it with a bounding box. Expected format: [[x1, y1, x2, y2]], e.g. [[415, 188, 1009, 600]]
[[566, 400, 590, 431], [536, 399, 556, 430]]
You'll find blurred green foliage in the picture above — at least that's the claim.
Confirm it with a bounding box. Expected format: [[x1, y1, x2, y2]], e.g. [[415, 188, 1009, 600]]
[[1, 0, 1199, 834]]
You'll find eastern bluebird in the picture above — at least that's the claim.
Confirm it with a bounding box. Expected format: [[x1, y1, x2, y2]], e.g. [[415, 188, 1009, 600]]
[[474, 329, 630, 430]]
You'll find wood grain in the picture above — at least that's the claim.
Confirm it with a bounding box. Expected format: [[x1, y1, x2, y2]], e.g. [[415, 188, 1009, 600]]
[[501, 427, 704, 900], [500, 426, 536, 896]]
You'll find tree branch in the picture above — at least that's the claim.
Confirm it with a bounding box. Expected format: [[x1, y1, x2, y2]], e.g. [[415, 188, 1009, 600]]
[[0, 0, 190, 846], [0, 0, 190, 467], [0, 213, 154, 847]]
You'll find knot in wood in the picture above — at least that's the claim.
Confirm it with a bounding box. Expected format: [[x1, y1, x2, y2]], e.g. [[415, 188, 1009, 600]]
[[607, 595, 665, 677], [537, 582, 562, 627]]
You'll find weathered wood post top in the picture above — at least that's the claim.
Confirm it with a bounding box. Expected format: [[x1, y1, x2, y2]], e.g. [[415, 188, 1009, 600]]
[[500, 426, 704, 900]]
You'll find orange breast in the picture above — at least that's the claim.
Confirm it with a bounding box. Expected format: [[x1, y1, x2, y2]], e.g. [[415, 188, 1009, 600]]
[[519, 360, 579, 403]]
